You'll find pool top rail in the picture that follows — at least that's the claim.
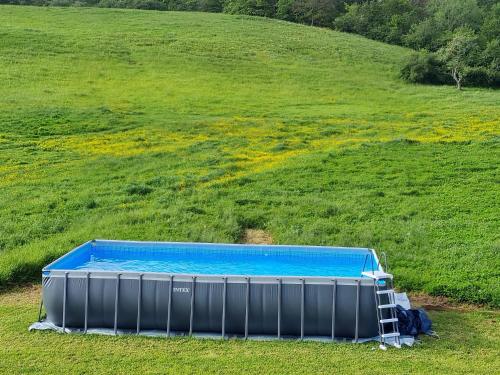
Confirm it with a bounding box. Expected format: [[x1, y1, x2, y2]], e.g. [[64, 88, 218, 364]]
[[42, 239, 384, 284]]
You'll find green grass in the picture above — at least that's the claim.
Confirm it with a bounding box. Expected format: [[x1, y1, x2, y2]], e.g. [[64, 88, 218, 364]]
[[0, 6, 499, 307], [0, 287, 499, 374]]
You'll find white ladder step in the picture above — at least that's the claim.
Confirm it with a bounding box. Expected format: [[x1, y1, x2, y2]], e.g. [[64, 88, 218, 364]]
[[378, 304, 396, 309], [381, 332, 400, 339], [376, 289, 394, 295], [380, 318, 398, 324]]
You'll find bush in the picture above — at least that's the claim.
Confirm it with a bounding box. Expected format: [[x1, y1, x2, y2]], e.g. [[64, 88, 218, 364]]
[[400, 51, 449, 84], [134, 0, 167, 10], [464, 66, 500, 88], [97, 0, 130, 8], [197, 0, 223, 12], [49, 0, 74, 6], [463, 66, 490, 86], [163, 0, 199, 11], [84, 199, 98, 209], [489, 70, 500, 88], [126, 184, 153, 196]]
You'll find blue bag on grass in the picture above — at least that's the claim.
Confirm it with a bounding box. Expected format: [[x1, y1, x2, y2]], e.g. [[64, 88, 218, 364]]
[[396, 305, 432, 336]]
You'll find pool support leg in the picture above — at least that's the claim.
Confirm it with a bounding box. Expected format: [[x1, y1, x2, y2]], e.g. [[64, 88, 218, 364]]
[[136, 274, 143, 335], [355, 279, 360, 343], [331, 279, 337, 341], [62, 272, 68, 333], [84, 272, 90, 334], [113, 274, 120, 335], [277, 278, 282, 339], [222, 277, 227, 339], [37, 299, 44, 323], [189, 276, 196, 336], [244, 277, 250, 340], [300, 278, 305, 340], [166, 275, 173, 337]]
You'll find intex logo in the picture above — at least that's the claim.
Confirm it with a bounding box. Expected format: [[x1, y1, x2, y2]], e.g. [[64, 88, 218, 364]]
[[173, 287, 190, 293]]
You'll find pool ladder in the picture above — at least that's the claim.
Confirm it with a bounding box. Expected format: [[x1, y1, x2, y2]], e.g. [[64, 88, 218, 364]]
[[362, 270, 401, 349]]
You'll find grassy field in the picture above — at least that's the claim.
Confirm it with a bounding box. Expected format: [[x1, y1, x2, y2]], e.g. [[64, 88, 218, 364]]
[[0, 5, 499, 374], [0, 286, 499, 374], [0, 5, 499, 310]]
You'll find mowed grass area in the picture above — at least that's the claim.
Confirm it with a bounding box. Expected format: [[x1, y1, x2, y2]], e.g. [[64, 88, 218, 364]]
[[0, 6, 499, 308], [0, 286, 499, 374]]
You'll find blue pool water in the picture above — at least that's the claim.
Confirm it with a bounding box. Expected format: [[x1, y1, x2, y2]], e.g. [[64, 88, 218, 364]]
[[45, 241, 379, 278]]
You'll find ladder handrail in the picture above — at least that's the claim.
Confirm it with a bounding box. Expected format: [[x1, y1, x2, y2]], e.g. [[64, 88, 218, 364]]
[[381, 252, 389, 273], [362, 251, 383, 275]]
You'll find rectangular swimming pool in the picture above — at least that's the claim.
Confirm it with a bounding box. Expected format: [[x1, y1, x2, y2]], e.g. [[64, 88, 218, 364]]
[[39, 240, 398, 342]]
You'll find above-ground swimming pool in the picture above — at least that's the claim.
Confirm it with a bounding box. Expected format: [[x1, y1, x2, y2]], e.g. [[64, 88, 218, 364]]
[[37, 240, 400, 343]]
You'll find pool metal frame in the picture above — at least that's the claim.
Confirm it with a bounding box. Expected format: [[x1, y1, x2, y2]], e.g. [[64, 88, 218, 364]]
[[38, 239, 393, 343]]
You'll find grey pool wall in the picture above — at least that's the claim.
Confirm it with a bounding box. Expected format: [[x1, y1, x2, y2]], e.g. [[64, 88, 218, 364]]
[[41, 240, 388, 340]]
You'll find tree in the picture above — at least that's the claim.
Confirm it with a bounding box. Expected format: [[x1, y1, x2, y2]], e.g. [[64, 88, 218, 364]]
[[223, 0, 277, 17], [404, 17, 444, 51], [427, 0, 483, 33], [276, 0, 295, 20], [479, 3, 500, 42], [304, 0, 340, 26], [404, 0, 484, 52], [482, 39, 500, 71], [198, 0, 224, 12], [334, 0, 424, 45], [276, 0, 342, 27], [438, 28, 480, 89]]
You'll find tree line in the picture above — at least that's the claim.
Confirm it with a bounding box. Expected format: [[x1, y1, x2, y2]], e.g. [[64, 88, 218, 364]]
[[3, 0, 499, 89]]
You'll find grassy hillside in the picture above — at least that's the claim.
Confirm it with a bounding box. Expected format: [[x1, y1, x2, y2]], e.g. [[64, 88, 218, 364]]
[[0, 6, 499, 306]]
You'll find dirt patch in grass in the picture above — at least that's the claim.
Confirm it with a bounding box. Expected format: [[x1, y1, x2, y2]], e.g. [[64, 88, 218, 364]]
[[408, 292, 483, 312], [240, 229, 273, 245], [0, 283, 41, 305]]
